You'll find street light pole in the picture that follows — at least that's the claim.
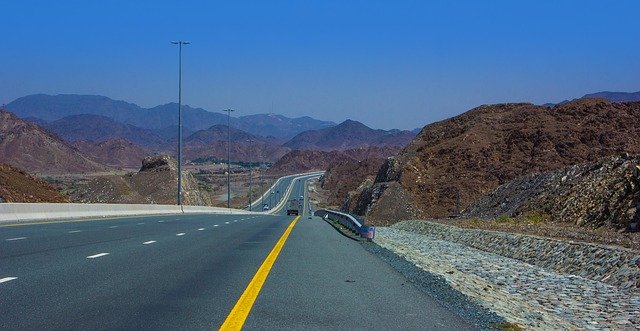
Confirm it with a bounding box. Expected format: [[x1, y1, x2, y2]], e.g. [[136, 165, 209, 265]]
[[223, 109, 235, 209], [247, 139, 254, 210], [171, 40, 190, 206]]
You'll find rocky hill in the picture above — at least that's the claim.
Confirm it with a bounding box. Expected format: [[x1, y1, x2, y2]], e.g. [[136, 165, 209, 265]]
[[0, 163, 70, 203], [352, 99, 640, 226], [462, 153, 640, 231], [0, 109, 108, 174], [182, 125, 290, 162], [283, 119, 415, 151], [73, 139, 150, 168], [69, 155, 210, 205], [268, 146, 401, 175], [320, 157, 389, 209], [45, 114, 166, 149]]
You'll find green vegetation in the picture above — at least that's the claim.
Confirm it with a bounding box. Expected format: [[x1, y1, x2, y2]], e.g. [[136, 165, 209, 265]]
[[489, 322, 523, 331], [493, 212, 550, 225]]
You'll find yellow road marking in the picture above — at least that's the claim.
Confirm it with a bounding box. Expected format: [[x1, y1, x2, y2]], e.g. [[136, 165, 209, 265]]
[[219, 215, 300, 330], [0, 214, 159, 227]]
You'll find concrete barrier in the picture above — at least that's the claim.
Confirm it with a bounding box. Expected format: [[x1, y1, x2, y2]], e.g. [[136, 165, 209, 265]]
[[0, 203, 256, 225]]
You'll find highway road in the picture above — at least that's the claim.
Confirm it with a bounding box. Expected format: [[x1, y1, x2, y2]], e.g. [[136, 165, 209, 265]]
[[1, 176, 474, 330]]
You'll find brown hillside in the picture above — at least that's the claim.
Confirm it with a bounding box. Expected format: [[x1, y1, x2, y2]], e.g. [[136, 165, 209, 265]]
[[0, 163, 69, 202], [0, 109, 108, 174], [73, 139, 150, 168], [268, 146, 401, 175], [355, 99, 640, 225], [321, 157, 389, 208]]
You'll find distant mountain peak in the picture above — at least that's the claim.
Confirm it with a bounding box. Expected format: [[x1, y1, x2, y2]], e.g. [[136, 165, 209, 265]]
[[7, 94, 336, 139]]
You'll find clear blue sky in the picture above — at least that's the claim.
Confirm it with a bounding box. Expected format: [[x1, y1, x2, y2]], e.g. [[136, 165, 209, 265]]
[[2, 0, 638, 130]]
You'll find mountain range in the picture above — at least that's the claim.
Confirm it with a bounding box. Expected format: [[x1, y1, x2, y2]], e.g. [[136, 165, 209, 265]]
[[544, 90, 640, 106], [6, 94, 335, 139], [283, 119, 416, 151]]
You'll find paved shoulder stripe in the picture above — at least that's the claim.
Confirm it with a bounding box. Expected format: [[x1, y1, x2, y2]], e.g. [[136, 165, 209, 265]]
[[219, 215, 300, 330]]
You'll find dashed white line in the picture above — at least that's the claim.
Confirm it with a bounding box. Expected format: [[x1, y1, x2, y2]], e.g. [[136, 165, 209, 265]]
[[143, 241, 156, 245], [176, 233, 186, 236], [0, 277, 18, 284], [5, 237, 27, 241], [234, 220, 238, 223], [214, 225, 219, 227], [158, 220, 165, 223], [137, 222, 145, 225], [108, 225, 119, 229], [198, 228, 205, 231], [225, 222, 230, 224], [87, 253, 110, 259], [68, 230, 82, 233]]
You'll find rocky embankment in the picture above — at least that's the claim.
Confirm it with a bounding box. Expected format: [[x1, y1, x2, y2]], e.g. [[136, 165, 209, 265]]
[[463, 154, 640, 232], [376, 220, 640, 330]]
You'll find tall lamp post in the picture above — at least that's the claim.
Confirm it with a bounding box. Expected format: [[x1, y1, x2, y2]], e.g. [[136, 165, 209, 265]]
[[223, 109, 235, 209], [247, 139, 254, 210], [171, 40, 190, 206]]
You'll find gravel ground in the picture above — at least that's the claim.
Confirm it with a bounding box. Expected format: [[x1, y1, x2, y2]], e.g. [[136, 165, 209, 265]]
[[374, 227, 640, 330], [430, 218, 640, 251], [360, 241, 506, 330]]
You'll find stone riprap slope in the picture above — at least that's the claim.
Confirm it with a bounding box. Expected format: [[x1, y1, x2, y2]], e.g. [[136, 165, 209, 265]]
[[463, 154, 640, 231], [376, 221, 640, 330]]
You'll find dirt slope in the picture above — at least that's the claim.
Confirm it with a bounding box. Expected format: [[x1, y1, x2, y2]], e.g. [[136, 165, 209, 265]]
[[0, 163, 69, 202]]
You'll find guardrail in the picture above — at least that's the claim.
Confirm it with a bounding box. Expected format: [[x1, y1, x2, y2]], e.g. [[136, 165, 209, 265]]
[[314, 209, 375, 240]]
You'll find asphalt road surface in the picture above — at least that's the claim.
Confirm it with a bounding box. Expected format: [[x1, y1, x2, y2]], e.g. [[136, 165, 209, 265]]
[[1, 177, 473, 330]]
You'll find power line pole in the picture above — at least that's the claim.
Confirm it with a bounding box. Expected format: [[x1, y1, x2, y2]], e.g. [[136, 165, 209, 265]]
[[247, 139, 254, 210], [223, 108, 235, 209], [171, 40, 190, 206]]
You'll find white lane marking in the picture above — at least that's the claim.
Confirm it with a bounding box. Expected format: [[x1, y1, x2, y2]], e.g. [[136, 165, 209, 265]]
[[176, 233, 186, 236], [198, 228, 205, 231], [87, 253, 110, 259], [137, 222, 145, 225], [158, 220, 165, 223], [108, 225, 119, 229], [234, 220, 238, 223], [5, 237, 27, 241], [225, 222, 230, 224], [143, 241, 156, 245], [0, 277, 18, 284], [214, 224, 219, 227], [68, 230, 82, 233]]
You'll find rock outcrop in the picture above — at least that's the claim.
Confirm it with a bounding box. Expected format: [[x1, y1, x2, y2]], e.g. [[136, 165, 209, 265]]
[[463, 154, 640, 231], [70, 155, 211, 205]]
